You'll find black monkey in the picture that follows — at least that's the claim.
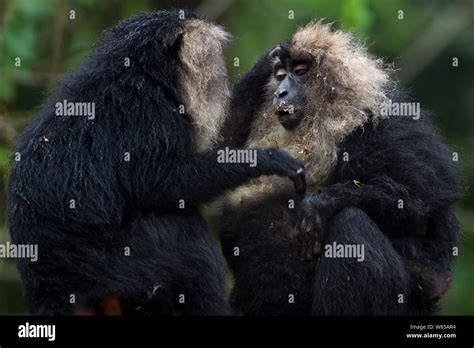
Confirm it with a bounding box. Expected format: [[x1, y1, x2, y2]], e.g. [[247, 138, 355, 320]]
[[7, 11, 305, 315], [220, 22, 461, 315]]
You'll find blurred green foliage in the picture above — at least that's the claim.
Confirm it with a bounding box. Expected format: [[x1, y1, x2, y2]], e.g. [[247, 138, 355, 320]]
[[0, 0, 472, 315]]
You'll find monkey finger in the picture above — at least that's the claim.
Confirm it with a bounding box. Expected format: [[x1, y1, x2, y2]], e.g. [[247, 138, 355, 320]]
[[305, 241, 315, 261], [313, 240, 322, 254], [292, 168, 306, 195], [297, 214, 312, 233], [296, 230, 316, 261], [299, 240, 311, 261]]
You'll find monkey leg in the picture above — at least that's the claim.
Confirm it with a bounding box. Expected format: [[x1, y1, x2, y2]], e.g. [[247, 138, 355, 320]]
[[310, 207, 409, 315], [121, 212, 230, 316], [391, 208, 458, 314], [227, 235, 312, 316], [221, 195, 313, 315], [25, 212, 230, 316], [171, 221, 231, 316]]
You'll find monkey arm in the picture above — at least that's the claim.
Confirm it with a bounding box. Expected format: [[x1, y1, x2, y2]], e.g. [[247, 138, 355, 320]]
[[157, 148, 305, 208], [297, 173, 446, 253], [304, 175, 428, 221], [295, 115, 460, 261], [294, 176, 426, 259], [304, 178, 457, 303], [221, 51, 274, 147]]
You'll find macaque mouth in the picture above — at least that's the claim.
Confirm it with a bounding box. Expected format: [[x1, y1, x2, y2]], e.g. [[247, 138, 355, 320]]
[[275, 105, 303, 131]]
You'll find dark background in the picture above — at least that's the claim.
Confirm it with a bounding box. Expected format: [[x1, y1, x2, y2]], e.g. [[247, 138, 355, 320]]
[[0, 0, 473, 314]]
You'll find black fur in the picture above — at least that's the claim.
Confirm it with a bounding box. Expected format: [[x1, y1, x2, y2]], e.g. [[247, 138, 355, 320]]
[[221, 52, 273, 148], [7, 11, 304, 315], [220, 51, 461, 315]]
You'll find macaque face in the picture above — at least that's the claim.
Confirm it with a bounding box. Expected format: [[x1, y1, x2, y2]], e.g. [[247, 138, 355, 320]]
[[270, 45, 312, 131]]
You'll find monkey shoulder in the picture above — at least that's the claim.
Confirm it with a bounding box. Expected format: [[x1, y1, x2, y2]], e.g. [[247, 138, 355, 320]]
[[336, 115, 461, 205]]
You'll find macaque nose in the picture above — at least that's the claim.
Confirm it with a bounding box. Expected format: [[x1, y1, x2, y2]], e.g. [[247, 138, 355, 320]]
[[274, 89, 288, 99]]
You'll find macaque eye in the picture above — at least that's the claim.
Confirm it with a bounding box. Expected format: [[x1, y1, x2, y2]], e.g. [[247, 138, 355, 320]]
[[293, 64, 309, 76], [275, 68, 287, 80]]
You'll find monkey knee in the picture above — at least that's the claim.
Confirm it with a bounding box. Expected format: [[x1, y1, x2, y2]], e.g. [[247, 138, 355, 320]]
[[327, 207, 378, 244], [314, 238, 409, 314], [322, 207, 409, 297]]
